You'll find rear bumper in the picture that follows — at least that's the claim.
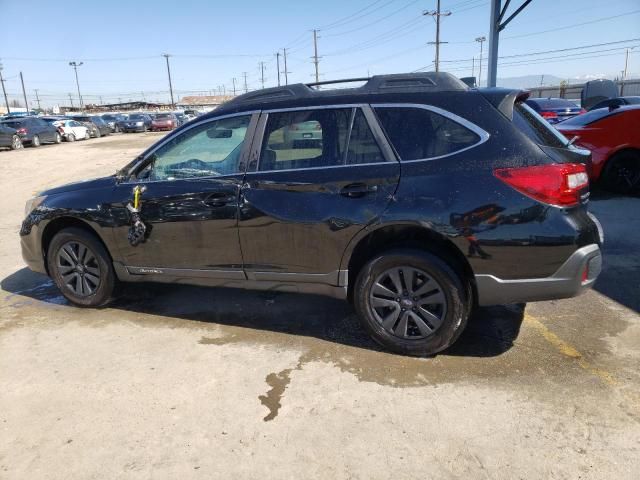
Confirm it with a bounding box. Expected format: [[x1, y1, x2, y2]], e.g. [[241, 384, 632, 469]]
[[475, 244, 601, 306]]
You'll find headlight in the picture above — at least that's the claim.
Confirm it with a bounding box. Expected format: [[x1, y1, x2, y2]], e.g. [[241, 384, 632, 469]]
[[25, 195, 46, 216]]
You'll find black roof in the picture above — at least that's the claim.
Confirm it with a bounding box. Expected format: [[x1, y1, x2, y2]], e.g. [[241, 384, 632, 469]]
[[214, 72, 468, 116]]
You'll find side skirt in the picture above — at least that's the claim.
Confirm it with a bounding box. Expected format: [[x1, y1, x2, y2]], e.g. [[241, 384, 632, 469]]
[[113, 262, 348, 300]]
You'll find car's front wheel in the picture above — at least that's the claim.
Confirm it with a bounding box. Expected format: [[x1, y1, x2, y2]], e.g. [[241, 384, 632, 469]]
[[31, 135, 41, 147], [54, 132, 62, 144], [47, 227, 115, 307], [353, 249, 470, 356], [67, 133, 76, 142], [84, 130, 91, 140]]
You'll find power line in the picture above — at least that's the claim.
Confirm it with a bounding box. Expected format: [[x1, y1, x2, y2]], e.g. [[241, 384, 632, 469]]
[[317, 0, 395, 30], [322, 0, 421, 38]]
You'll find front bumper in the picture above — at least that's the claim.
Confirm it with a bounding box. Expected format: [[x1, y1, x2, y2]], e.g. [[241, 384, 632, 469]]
[[20, 222, 47, 275], [475, 244, 602, 306]]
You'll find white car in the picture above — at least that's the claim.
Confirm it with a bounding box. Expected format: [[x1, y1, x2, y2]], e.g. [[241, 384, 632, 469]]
[[54, 120, 90, 142]]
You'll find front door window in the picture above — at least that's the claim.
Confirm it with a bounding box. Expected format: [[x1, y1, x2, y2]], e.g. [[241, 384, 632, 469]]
[[143, 115, 252, 181]]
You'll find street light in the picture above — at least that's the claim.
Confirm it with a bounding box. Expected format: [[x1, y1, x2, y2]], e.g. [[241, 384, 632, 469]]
[[69, 61, 84, 111], [475, 37, 486, 87]]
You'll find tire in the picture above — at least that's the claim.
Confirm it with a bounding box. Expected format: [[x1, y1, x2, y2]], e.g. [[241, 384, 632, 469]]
[[47, 227, 115, 307], [84, 130, 91, 140], [353, 249, 470, 356], [67, 133, 76, 142], [54, 132, 62, 144], [143, 125, 148, 133], [115, 125, 120, 133], [601, 150, 640, 194], [10, 134, 23, 150], [31, 135, 41, 147], [95, 129, 101, 138]]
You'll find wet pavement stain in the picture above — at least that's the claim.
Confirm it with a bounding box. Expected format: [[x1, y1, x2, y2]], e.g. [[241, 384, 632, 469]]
[[258, 369, 294, 421]]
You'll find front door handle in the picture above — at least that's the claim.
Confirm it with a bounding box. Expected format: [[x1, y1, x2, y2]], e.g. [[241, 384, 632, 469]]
[[204, 192, 234, 207], [340, 183, 378, 198]]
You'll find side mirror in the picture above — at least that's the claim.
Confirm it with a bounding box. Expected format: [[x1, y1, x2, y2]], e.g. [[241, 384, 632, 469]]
[[207, 128, 232, 139]]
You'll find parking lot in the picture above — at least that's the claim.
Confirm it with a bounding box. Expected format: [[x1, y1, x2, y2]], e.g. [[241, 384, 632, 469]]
[[0, 134, 638, 478]]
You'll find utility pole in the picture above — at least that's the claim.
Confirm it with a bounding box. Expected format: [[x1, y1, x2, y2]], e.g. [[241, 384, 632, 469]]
[[276, 52, 281, 86], [162, 53, 175, 108], [283, 48, 289, 85], [312, 29, 321, 83], [34, 89, 41, 110], [68, 93, 74, 109], [259, 61, 266, 89], [69, 61, 84, 110], [242, 72, 248, 93], [0, 62, 10, 114], [232, 77, 237, 96], [19, 72, 29, 114], [424, 1, 451, 72], [99, 96, 103, 105], [475, 36, 486, 87], [471, 56, 475, 79]]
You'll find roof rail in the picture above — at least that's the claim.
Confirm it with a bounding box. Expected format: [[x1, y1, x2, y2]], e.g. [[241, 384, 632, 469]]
[[306, 77, 370, 88]]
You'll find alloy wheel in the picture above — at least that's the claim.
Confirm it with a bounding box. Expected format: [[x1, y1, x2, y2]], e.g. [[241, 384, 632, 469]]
[[56, 241, 101, 297], [11, 135, 23, 149], [369, 266, 447, 339]]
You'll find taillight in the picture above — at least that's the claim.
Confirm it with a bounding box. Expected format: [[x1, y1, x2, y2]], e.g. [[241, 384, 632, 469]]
[[579, 109, 587, 114], [16, 128, 27, 135], [493, 163, 589, 207], [540, 111, 558, 119]]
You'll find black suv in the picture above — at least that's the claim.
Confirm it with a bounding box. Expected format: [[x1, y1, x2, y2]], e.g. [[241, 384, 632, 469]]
[[20, 73, 603, 355]]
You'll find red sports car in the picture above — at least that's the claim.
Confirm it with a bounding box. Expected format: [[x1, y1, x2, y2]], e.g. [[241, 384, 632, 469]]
[[556, 105, 640, 193]]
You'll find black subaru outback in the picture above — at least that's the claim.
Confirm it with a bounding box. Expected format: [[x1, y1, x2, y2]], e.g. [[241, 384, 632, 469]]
[[20, 73, 603, 356]]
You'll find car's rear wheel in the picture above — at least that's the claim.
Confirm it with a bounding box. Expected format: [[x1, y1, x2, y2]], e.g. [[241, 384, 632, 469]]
[[67, 133, 76, 142], [47, 228, 115, 307], [601, 150, 640, 194], [31, 135, 41, 147], [10, 134, 23, 150], [54, 132, 62, 144], [353, 249, 470, 356]]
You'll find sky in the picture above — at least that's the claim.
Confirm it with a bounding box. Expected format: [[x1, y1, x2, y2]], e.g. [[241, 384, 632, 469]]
[[0, 0, 639, 108]]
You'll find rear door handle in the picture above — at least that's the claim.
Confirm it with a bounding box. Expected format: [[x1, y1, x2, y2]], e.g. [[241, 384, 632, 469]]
[[340, 183, 378, 198], [204, 192, 235, 207]]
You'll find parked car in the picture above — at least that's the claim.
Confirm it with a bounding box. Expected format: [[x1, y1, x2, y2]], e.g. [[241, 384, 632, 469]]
[[69, 115, 110, 138], [587, 96, 640, 111], [119, 113, 152, 133], [102, 113, 127, 133], [19, 73, 602, 356], [173, 112, 187, 126], [183, 109, 200, 121], [150, 113, 177, 131], [0, 123, 23, 150], [556, 105, 640, 193], [283, 120, 323, 146], [54, 119, 90, 142], [0, 116, 61, 147], [525, 98, 585, 124]]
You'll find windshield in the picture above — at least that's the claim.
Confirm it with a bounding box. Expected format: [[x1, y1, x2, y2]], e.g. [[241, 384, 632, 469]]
[[102, 115, 116, 120], [155, 114, 172, 119], [559, 108, 619, 127], [513, 102, 568, 148], [128, 114, 145, 120], [530, 98, 580, 109]]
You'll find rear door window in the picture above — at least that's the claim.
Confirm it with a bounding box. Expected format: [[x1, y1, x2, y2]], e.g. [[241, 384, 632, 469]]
[[374, 106, 481, 160], [513, 102, 568, 147]]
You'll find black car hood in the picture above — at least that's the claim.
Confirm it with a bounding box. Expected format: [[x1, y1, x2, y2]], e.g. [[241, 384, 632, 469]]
[[40, 175, 116, 196]]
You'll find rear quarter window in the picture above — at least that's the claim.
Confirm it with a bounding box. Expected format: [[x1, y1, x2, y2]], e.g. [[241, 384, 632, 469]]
[[374, 106, 482, 161], [513, 102, 568, 148]]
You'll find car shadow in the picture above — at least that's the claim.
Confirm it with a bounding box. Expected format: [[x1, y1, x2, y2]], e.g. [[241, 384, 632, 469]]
[[589, 191, 640, 313], [1, 268, 525, 358]]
